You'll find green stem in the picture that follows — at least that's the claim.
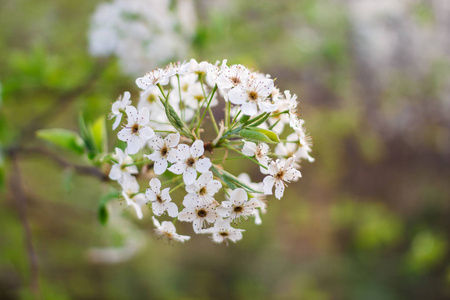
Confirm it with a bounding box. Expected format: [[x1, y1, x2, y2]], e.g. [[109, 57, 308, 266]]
[[196, 85, 218, 136], [208, 106, 220, 135], [176, 75, 185, 121], [222, 144, 268, 170], [169, 182, 185, 194], [225, 101, 231, 128]]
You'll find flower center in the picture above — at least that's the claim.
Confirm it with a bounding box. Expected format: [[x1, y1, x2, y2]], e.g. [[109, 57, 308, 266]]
[[186, 157, 196, 167], [248, 91, 258, 101], [275, 170, 285, 180], [197, 209, 207, 218], [160, 146, 168, 157], [147, 94, 157, 103], [219, 232, 229, 237], [231, 76, 241, 85], [234, 206, 243, 213], [199, 186, 207, 196], [194, 95, 204, 102], [131, 124, 140, 134], [156, 195, 163, 203]]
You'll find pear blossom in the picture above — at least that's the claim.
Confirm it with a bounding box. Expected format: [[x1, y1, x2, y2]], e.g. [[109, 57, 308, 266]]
[[215, 64, 250, 91], [136, 68, 175, 92], [183, 171, 222, 207], [145, 133, 180, 174], [120, 174, 146, 219], [168, 140, 212, 185], [200, 219, 244, 245], [237, 173, 267, 225], [178, 203, 221, 233], [241, 141, 270, 173], [263, 157, 302, 200], [216, 188, 259, 221], [152, 217, 190, 243], [118, 106, 155, 154], [109, 147, 138, 181], [227, 77, 275, 116], [145, 178, 178, 217], [103, 59, 314, 244], [110, 91, 132, 130]]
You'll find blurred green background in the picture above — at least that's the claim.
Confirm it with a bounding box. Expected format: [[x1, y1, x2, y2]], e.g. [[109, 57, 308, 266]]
[[1, 0, 450, 299]]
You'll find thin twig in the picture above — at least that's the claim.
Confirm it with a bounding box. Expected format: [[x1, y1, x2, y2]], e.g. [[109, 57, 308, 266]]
[[9, 154, 41, 298], [6, 146, 109, 182]]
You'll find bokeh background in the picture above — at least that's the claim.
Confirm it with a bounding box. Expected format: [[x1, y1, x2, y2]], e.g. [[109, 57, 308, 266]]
[[1, 0, 450, 299]]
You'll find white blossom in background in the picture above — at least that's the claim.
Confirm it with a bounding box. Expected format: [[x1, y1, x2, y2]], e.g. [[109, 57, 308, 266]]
[[88, 0, 197, 76], [105, 59, 313, 244]]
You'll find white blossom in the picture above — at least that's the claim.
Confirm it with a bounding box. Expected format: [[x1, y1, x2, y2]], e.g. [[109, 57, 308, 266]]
[[152, 217, 190, 243], [145, 133, 180, 174], [118, 106, 155, 154], [168, 140, 212, 185], [183, 171, 222, 207], [200, 219, 244, 245], [120, 174, 146, 219], [109, 147, 138, 181], [110, 91, 132, 130], [216, 188, 259, 222], [136, 68, 175, 93], [227, 77, 275, 116], [178, 203, 221, 233], [145, 178, 178, 217], [263, 157, 302, 200]]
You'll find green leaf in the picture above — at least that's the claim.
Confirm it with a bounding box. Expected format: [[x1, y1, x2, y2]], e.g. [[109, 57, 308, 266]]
[[36, 128, 85, 155], [90, 116, 108, 154], [79, 113, 97, 159], [247, 113, 271, 127], [98, 192, 121, 225], [239, 115, 250, 124], [239, 127, 280, 144], [164, 96, 191, 137]]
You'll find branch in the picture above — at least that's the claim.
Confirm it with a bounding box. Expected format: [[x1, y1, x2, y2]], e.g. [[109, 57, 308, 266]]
[[9, 154, 41, 298], [6, 146, 109, 182]]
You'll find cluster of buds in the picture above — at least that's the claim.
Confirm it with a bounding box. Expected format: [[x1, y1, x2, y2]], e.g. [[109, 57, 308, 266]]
[[108, 59, 314, 244]]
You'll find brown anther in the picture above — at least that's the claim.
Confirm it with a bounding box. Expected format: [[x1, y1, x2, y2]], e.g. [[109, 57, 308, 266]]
[[197, 209, 207, 217], [233, 206, 243, 213], [131, 124, 139, 134]]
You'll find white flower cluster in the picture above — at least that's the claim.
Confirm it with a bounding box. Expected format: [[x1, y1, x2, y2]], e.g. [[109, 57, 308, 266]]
[[88, 0, 196, 76], [108, 59, 314, 245]]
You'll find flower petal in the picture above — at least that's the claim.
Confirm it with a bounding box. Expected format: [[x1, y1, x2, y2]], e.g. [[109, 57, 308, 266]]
[[183, 167, 197, 185]]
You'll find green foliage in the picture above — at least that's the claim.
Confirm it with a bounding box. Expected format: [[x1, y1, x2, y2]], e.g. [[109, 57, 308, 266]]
[[98, 191, 121, 225], [91, 116, 108, 154], [239, 127, 280, 144], [36, 128, 85, 155], [406, 230, 447, 274]]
